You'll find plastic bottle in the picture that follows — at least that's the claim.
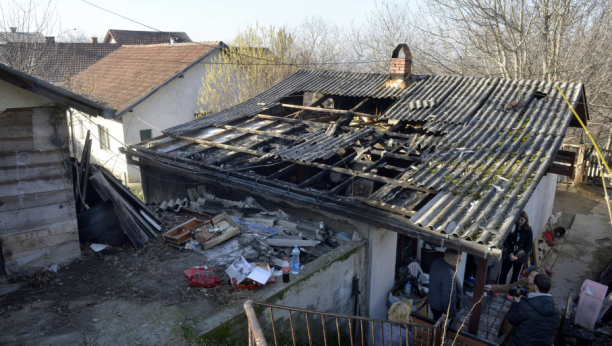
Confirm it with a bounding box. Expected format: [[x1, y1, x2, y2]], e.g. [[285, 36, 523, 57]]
[[291, 246, 300, 274], [405, 282, 411, 297], [282, 257, 290, 283]]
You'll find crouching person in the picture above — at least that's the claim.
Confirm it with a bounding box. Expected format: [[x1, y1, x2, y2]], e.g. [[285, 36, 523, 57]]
[[507, 274, 562, 346]]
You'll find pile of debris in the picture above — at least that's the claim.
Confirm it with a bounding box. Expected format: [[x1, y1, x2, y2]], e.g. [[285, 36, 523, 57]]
[[155, 185, 358, 269]]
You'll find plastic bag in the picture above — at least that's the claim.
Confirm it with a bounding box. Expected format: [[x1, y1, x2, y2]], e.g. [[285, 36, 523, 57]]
[[184, 267, 222, 288]]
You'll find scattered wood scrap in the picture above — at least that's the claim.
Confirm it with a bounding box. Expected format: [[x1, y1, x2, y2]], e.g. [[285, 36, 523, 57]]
[[89, 168, 161, 248]]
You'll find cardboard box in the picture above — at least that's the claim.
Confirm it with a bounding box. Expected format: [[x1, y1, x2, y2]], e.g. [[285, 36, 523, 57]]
[[202, 213, 240, 250], [226, 257, 275, 291]]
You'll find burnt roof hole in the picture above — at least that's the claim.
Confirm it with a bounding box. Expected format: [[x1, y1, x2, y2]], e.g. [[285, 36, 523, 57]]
[[534, 91, 548, 100]]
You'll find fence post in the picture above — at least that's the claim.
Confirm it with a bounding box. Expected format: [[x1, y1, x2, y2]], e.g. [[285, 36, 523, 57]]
[[244, 300, 268, 346]]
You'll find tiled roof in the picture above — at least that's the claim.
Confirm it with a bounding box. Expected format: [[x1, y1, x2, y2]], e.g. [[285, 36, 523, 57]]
[[0, 43, 121, 82], [69, 42, 221, 112], [103, 30, 191, 45], [128, 69, 586, 258]]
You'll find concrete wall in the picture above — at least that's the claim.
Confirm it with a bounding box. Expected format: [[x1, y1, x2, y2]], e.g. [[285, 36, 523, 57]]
[[70, 49, 223, 183], [367, 227, 397, 320], [523, 173, 558, 240], [198, 243, 368, 345]]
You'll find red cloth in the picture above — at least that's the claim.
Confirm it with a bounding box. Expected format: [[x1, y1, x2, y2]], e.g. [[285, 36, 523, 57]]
[[184, 268, 222, 288]]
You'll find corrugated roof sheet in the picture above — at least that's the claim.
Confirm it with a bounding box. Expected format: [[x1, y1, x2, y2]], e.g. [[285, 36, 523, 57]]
[[139, 69, 584, 254]]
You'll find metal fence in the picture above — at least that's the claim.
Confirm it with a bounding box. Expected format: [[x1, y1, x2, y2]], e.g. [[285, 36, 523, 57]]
[[244, 300, 496, 346]]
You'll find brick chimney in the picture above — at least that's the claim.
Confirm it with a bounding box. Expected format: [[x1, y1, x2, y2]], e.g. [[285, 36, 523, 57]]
[[45, 36, 55, 44], [9, 27, 17, 33], [91, 37, 98, 44], [390, 44, 412, 81]]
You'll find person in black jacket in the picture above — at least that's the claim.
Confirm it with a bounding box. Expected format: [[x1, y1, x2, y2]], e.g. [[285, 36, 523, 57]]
[[497, 211, 533, 299], [428, 249, 463, 322], [507, 274, 562, 346]]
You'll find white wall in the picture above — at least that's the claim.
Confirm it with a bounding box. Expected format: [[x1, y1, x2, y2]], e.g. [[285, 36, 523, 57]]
[[0, 79, 51, 111], [71, 111, 128, 181], [368, 226, 398, 320], [523, 173, 559, 240], [120, 49, 222, 183]]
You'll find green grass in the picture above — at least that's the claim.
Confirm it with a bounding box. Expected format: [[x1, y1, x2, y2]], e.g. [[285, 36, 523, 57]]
[[130, 188, 144, 202], [181, 318, 247, 346]]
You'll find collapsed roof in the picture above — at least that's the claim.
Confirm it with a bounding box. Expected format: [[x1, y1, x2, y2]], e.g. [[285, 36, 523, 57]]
[[123, 45, 587, 259]]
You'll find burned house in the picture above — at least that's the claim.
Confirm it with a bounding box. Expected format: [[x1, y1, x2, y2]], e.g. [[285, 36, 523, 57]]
[[122, 44, 588, 327]]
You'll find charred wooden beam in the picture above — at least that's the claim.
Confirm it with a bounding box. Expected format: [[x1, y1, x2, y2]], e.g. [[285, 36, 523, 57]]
[[267, 163, 299, 179], [350, 196, 416, 217], [214, 124, 302, 141], [292, 94, 330, 119], [281, 103, 378, 118], [298, 152, 358, 188], [257, 114, 355, 130], [167, 134, 435, 194]]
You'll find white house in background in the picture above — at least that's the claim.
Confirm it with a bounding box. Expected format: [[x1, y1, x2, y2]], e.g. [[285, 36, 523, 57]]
[[68, 41, 225, 183]]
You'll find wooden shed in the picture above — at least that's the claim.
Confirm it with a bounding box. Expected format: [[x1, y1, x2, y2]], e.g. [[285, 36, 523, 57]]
[[0, 64, 112, 275]]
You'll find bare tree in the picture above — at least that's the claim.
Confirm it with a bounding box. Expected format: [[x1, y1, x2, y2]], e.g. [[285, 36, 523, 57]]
[[346, 0, 418, 74], [293, 16, 349, 71], [197, 24, 296, 114]]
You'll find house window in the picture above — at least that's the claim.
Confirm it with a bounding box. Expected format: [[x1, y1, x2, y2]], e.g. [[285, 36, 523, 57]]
[[140, 129, 152, 142], [98, 125, 110, 150]]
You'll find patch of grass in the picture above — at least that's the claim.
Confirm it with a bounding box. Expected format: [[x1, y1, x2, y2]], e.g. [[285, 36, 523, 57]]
[[130, 188, 144, 202], [181, 319, 197, 343]]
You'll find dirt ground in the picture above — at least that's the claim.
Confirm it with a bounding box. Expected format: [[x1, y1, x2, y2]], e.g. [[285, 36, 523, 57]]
[[0, 210, 256, 346]]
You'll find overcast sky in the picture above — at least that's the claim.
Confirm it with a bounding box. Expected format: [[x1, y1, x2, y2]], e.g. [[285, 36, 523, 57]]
[[55, 0, 379, 42]]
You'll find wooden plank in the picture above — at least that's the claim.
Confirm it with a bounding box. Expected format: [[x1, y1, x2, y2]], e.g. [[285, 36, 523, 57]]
[[0, 203, 76, 232], [468, 256, 488, 335], [0, 124, 32, 138], [1, 219, 77, 244], [0, 110, 33, 125], [2, 229, 78, 255], [0, 162, 64, 183], [0, 190, 70, 212], [99, 167, 161, 225], [215, 125, 302, 141], [89, 172, 149, 248], [32, 108, 69, 151], [351, 196, 417, 217], [173, 135, 263, 156], [0, 176, 68, 198], [281, 104, 378, 118], [0, 138, 34, 152], [0, 149, 62, 168], [3, 239, 80, 263], [170, 133, 435, 194]]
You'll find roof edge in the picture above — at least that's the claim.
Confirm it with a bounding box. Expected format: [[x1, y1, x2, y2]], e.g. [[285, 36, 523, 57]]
[[114, 42, 225, 119], [0, 63, 114, 118]]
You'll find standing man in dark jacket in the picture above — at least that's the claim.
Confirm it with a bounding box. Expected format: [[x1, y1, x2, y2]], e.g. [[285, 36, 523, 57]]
[[428, 249, 463, 322], [507, 274, 561, 346], [498, 211, 533, 299]]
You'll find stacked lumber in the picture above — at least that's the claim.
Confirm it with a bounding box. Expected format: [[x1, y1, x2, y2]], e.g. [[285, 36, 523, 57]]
[[88, 167, 161, 248]]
